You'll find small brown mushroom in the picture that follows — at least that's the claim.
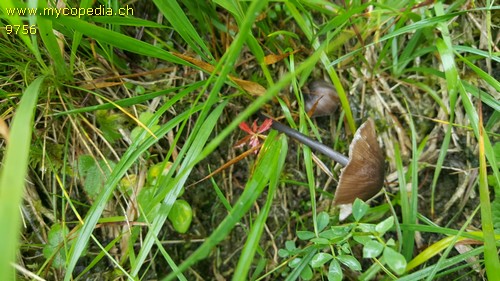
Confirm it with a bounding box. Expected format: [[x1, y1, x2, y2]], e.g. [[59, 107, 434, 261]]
[[262, 115, 384, 205], [304, 80, 340, 117]]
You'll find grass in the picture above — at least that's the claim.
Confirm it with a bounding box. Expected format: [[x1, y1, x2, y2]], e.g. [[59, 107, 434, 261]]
[[0, 0, 499, 280]]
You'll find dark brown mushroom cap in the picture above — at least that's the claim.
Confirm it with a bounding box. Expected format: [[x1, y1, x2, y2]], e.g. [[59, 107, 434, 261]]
[[334, 118, 385, 205], [304, 80, 340, 117]]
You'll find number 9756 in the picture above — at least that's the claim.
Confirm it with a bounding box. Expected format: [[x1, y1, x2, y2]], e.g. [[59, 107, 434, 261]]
[[5, 24, 37, 35]]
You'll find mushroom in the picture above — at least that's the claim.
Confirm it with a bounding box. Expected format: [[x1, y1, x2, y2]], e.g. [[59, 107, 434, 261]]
[[333, 119, 385, 205], [303, 80, 340, 117], [263, 115, 385, 205]]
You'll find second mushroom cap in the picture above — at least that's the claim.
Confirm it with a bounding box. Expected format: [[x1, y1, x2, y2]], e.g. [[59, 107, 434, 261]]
[[304, 80, 340, 117]]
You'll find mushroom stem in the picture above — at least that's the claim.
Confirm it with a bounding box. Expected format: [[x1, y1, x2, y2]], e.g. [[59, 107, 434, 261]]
[[263, 116, 349, 166]]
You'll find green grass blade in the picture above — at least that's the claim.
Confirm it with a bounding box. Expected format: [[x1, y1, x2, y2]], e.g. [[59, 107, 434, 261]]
[[478, 122, 500, 280], [463, 81, 500, 115], [398, 247, 484, 281], [285, 249, 316, 281], [329, 11, 469, 67], [53, 81, 205, 116], [49, 15, 187, 65], [458, 82, 499, 189], [214, 0, 274, 85], [454, 45, 500, 63], [424, 206, 480, 281], [66, 0, 92, 72], [430, 37, 457, 218], [0, 76, 45, 280], [394, 30, 423, 76], [401, 100, 419, 260], [458, 84, 500, 280], [91, 15, 167, 28], [302, 139, 317, 235], [232, 135, 287, 280], [35, 1, 69, 79], [394, 141, 407, 254], [153, 0, 213, 62], [457, 52, 500, 92]]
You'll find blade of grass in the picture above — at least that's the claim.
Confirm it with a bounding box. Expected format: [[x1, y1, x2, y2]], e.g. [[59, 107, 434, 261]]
[[424, 206, 481, 280], [53, 81, 205, 116], [398, 246, 485, 281], [394, 141, 406, 253], [35, 0, 69, 79], [153, 232, 188, 281], [316, 3, 371, 37], [285, 249, 316, 281], [477, 93, 500, 280], [329, 11, 470, 67], [66, 0, 92, 73], [430, 37, 458, 218], [0, 76, 45, 280], [430, 2, 463, 219], [152, 0, 213, 62], [485, 110, 499, 132], [454, 45, 500, 63], [303, 139, 318, 235], [214, 0, 274, 85], [400, 224, 486, 240], [394, 30, 423, 76], [91, 15, 167, 28], [463, 81, 500, 116], [376, 3, 419, 77], [49, 15, 187, 65], [232, 134, 287, 281], [457, 83, 500, 276], [457, 52, 500, 92], [401, 99, 419, 260]]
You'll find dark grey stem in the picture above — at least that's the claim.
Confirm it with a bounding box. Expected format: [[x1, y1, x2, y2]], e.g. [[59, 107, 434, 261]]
[[265, 116, 349, 166]]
